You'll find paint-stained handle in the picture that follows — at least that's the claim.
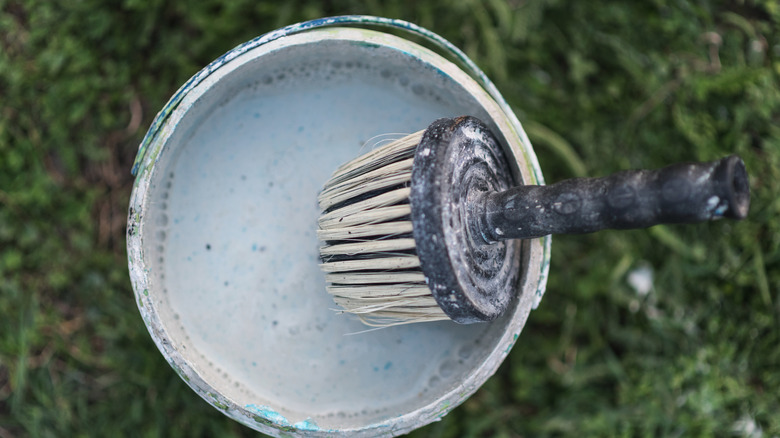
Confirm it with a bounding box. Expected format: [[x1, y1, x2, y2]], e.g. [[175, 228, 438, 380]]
[[479, 155, 750, 241]]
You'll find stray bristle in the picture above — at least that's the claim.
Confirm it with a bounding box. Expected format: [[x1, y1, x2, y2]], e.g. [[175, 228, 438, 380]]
[[317, 130, 450, 326]]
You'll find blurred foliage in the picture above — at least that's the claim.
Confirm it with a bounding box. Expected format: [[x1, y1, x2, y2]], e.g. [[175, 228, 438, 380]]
[[1, 0, 778, 436]]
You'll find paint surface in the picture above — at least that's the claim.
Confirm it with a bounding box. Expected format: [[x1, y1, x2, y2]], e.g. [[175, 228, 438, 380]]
[[135, 30, 537, 434]]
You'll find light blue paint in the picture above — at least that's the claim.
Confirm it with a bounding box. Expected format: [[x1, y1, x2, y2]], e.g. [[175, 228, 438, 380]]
[[504, 333, 519, 354], [246, 404, 292, 427], [293, 418, 320, 431]]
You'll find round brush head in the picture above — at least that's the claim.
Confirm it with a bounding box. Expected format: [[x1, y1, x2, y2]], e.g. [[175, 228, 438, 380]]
[[317, 116, 522, 326]]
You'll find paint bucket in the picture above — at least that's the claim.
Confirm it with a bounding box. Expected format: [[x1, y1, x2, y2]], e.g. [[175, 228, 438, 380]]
[[128, 16, 550, 437]]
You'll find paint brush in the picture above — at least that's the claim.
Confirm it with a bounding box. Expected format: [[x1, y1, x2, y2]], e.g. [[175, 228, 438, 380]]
[[317, 116, 750, 327]]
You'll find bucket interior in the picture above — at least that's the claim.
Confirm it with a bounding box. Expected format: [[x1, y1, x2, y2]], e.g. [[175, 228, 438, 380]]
[[133, 28, 531, 433]]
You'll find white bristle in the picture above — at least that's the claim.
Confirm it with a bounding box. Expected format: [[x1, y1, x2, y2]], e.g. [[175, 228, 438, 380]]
[[325, 271, 426, 285], [320, 238, 417, 257], [319, 255, 421, 273], [319, 204, 412, 229], [317, 130, 449, 326], [318, 159, 414, 211], [316, 220, 414, 241], [319, 187, 411, 225]]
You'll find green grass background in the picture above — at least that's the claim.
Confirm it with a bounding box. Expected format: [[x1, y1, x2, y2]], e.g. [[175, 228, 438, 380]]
[[1, 0, 779, 436]]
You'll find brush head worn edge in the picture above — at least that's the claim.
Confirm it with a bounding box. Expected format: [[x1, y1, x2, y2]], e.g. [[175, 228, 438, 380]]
[[410, 116, 523, 323]]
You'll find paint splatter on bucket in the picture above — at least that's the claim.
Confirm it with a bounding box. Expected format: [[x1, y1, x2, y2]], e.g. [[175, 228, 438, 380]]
[[128, 16, 550, 437]]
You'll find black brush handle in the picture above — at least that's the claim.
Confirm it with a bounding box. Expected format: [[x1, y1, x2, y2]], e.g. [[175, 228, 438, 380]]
[[479, 155, 750, 242]]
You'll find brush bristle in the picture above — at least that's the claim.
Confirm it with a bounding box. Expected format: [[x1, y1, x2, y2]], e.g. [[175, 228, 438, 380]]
[[317, 131, 450, 326]]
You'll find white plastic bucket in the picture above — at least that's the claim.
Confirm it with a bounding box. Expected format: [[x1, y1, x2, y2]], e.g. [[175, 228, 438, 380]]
[[127, 15, 551, 437]]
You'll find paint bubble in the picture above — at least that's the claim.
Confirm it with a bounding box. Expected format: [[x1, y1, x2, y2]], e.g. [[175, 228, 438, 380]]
[[458, 344, 474, 359], [156, 213, 169, 226], [412, 84, 425, 95], [438, 360, 456, 378]]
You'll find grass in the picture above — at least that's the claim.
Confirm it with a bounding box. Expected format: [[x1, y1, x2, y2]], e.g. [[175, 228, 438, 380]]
[[1, 0, 779, 436]]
